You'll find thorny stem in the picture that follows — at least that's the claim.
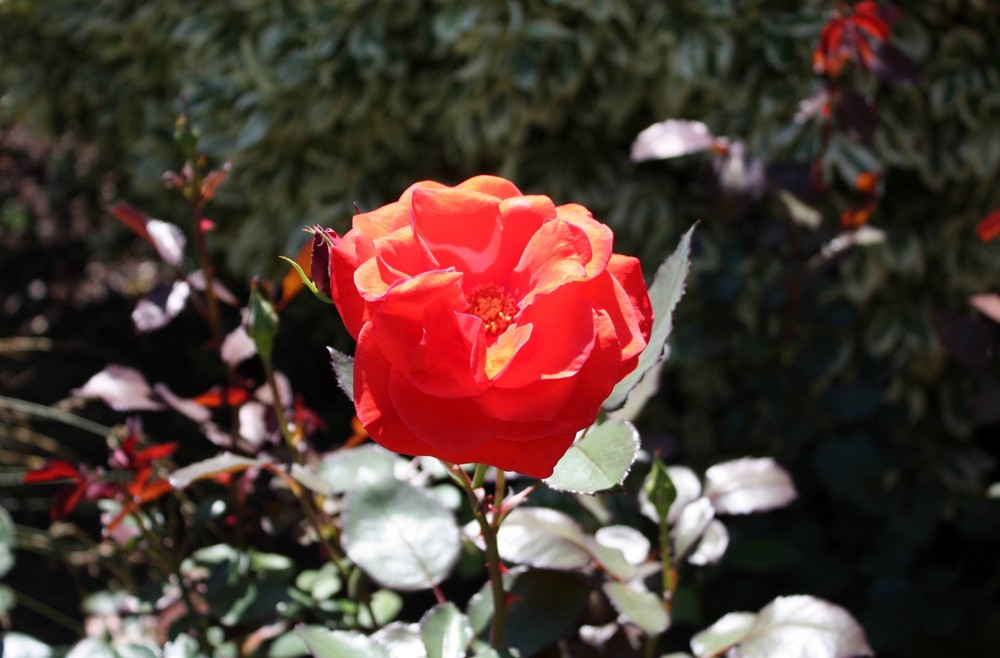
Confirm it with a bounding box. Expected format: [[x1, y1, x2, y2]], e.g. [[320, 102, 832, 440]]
[[447, 462, 508, 650], [659, 520, 677, 613]]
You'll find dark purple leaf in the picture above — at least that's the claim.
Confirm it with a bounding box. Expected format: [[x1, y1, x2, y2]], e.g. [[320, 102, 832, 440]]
[[132, 281, 190, 332], [870, 41, 918, 85], [930, 307, 995, 372], [835, 91, 878, 143]]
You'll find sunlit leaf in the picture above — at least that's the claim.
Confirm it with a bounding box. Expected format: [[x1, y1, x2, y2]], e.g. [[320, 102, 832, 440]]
[[603, 582, 670, 636], [297, 626, 391, 658], [1, 633, 52, 658], [72, 365, 165, 411], [328, 347, 355, 402], [672, 497, 715, 560], [545, 420, 640, 494], [66, 639, 117, 658], [495, 507, 591, 571], [317, 443, 399, 494], [690, 611, 757, 657], [687, 519, 730, 566], [373, 622, 425, 658], [704, 458, 797, 515], [631, 119, 718, 162], [132, 281, 190, 333], [728, 596, 873, 658], [146, 218, 187, 267], [605, 226, 694, 411], [169, 453, 266, 489], [420, 602, 473, 658], [220, 326, 257, 367], [594, 525, 650, 566], [341, 479, 460, 591]]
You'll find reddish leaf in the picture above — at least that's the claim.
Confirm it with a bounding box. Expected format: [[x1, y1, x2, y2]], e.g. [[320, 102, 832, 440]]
[[109, 202, 151, 242], [24, 460, 82, 484], [201, 161, 232, 202], [976, 209, 1000, 243], [855, 171, 880, 196], [191, 386, 251, 408], [51, 482, 89, 521]]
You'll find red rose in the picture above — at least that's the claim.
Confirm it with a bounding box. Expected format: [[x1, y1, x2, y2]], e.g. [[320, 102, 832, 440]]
[[327, 176, 653, 478]]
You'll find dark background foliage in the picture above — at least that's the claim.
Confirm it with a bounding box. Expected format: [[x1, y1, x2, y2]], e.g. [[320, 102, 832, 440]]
[[2, 1, 999, 655]]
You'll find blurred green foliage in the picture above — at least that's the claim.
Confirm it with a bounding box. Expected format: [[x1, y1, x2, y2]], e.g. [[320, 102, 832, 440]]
[[2, 1, 1000, 655]]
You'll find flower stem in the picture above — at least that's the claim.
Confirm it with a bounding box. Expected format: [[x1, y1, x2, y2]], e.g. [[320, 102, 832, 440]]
[[659, 520, 676, 613], [447, 462, 508, 649]]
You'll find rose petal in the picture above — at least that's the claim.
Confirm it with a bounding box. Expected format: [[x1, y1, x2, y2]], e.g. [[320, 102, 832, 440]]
[[388, 367, 504, 453], [411, 186, 503, 275], [456, 175, 523, 200], [453, 432, 577, 479], [492, 287, 596, 388], [514, 220, 593, 304]]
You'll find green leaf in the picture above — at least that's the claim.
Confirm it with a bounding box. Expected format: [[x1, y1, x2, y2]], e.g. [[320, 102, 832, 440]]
[[358, 589, 404, 629], [643, 459, 677, 523], [341, 479, 460, 591], [327, 347, 355, 403], [288, 463, 334, 497], [545, 420, 640, 493], [421, 602, 473, 658], [605, 225, 694, 411], [296, 627, 392, 658], [469, 569, 588, 657], [169, 453, 266, 489], [237, 109, 272, 150], [317, 444, 398, 494], [0, 505, 14, 578], [603, 582, 670, 636], [719, 596, 873, 658], [0, 584, 15, 616], [247, 282, 279, 367], [495, 508, 591, 571], [690, 611, 756, 658]]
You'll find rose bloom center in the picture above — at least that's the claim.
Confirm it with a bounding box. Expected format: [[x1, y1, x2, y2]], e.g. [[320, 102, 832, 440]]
[[465, 282, 518, 336]]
